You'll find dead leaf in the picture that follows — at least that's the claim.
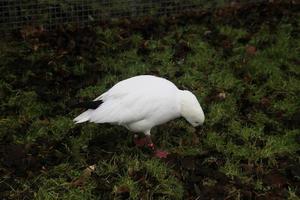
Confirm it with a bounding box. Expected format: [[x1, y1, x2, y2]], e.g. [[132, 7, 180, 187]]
[[260, 97, 271, 107], [181, 156, 196, 170], [243, 74, 252, 83], [70, 164, 96, 187], [222, 39, 232, 49], [115, 185, 130, 194], [246, 45, 257, 55], [192, 133, 200, 145], [20, 25, 44, 39], [263, 171, 288, 189]]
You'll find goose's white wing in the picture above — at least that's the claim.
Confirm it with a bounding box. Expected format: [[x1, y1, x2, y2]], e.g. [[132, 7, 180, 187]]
[[88, 75, 180, 125], [90, 92, 155, 124]]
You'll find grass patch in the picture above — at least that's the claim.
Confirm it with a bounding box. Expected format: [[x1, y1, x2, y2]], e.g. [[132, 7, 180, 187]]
[[0, 2, 299, 199]]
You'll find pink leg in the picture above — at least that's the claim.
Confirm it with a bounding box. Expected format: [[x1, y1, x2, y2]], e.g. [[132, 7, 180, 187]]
[[145, 135, 169, 158], [145, 135, 155, 150], [133, 134, 169, 158]]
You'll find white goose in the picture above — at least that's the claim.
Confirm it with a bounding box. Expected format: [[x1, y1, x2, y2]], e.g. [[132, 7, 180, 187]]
[[74, 75, 205, 157]]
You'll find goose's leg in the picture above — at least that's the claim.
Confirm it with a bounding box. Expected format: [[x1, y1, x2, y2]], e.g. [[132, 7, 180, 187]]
[[145, 131, 169, 159], [134, 131, 169, 158], [145, 134, 155, 149], [133, 131, 154, 148]]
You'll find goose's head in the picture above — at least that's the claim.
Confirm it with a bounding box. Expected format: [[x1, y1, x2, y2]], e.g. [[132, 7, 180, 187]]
[[179, 90, 205, 127]]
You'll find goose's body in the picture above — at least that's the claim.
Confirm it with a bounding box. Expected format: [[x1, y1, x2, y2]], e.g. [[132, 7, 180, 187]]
[[74, 75, 205, 157], [75, 75, 183, 134]]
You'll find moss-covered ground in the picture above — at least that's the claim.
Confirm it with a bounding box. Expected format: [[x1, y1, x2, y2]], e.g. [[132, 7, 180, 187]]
[[0, 2, 299, 200]]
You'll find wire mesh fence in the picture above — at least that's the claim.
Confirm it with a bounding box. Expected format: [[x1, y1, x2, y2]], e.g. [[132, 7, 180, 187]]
[[0, 0, 269, 31]]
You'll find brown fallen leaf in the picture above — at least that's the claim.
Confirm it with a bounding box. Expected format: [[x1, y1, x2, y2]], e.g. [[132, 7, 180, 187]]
[[181, 156, 196, 170], [20, 25, 44, 39], [70, 164, 96, 187], [260, 97, 271, 107], [192, 133, 200, 145], [243, 74, 252, 83], [246, 45, 257, 55], [115, 185, 130, 194], [263, 171, 288, 189]]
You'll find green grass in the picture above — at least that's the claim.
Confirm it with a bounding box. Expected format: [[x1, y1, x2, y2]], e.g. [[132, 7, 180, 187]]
[[0, 3, 299, 199]]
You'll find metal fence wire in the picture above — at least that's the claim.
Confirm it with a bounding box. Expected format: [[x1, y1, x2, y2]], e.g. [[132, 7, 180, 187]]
[[1, 0, 264, 31]]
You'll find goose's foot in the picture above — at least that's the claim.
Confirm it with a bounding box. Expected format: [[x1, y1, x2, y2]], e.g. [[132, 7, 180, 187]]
[[134, 134, 155, 149], [154, 149, 169, 158], [145, 135, 155, 150], [145, 135, 169, 158], [133, 134, 169, 158]]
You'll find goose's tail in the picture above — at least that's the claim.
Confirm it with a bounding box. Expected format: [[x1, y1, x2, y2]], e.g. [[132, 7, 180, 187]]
[[73, 109, 93, 124]]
